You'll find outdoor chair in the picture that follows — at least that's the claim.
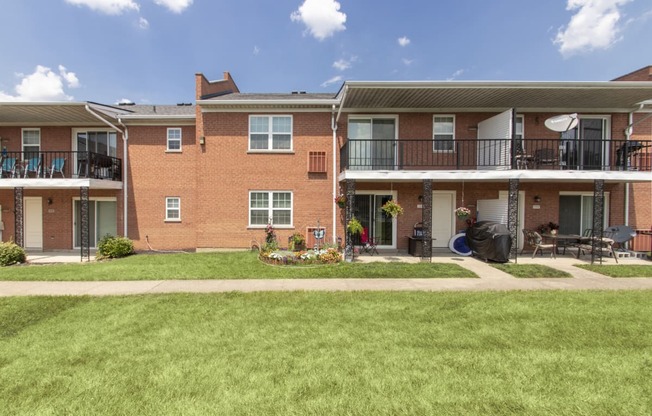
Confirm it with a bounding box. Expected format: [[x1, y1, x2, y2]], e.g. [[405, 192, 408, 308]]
[[48, 157, 66, 178], [360, 227, 379, 256], [1, 157, 16, 177], [522, 229, 556, 258], [576, 236, 618, 263], [23, 157, 41, 178], [534, 148, 558, 169]]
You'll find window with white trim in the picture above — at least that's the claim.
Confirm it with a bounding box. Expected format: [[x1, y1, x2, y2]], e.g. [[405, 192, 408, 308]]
[[433, 116, 454, 151], [22, 128, 40, 158], [167, 128, 182, 151], [165, 197, 181, 221], [249, 115, 292, 151], [249, 191, 292, 226]]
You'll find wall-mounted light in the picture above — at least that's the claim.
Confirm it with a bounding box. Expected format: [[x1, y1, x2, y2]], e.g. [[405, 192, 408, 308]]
[[418, 195, 423, 202], [199, 136, 205, 145], [533, 195, 541, 203], [47, 197, 53, 205]]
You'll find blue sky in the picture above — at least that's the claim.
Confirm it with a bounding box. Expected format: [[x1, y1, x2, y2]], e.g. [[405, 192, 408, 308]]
[[1, 0, 651, 104]]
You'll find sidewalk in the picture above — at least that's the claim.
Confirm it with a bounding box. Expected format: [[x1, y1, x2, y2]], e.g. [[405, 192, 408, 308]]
[[1, 253, 651, 297]]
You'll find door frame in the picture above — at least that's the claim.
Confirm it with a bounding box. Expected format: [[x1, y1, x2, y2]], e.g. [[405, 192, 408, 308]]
[[354, 190, 398, 249], [431, 190, 456, 248]]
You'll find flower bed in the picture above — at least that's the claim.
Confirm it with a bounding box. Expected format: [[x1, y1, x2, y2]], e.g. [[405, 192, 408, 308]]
[[261, 248, 343, 265]]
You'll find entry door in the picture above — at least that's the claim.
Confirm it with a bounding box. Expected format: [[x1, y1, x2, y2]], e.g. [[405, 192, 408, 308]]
[[431, 191, 455, 248], [353, 193, 395, 247], [24, 197, 43, 250]]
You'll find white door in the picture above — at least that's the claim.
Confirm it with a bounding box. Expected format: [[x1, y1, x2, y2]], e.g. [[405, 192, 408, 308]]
[[24, 197, 43, 250], [431, 191, 455, 248]]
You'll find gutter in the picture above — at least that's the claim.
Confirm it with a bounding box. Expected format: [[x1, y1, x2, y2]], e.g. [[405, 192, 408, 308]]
[[331, 105, 338, 244], [84, 104, 128, 237]]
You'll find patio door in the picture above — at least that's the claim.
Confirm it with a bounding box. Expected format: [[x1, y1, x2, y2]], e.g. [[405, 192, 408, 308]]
[[560, 117, 609, 170], [73, 198, 117, 248], [353, 192, 396, 248], [559, 193, 610, 235], [73, 129, 118, 177], [348, 117, 396, 170]]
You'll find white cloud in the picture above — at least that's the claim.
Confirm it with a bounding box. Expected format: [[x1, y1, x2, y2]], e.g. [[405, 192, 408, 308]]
[[138, 17, 150, 29], [446, 68, 465, 81], [402, 58, 414, 66], [117, 98, 134, 104], [153, 0, 193, 13], [398, 36, 411, 47], [64, 0, 139, 15], [554, 0, 632, 56], [0, 65, 80, 102], [321, 75, 343, 88], [253, 45, 261, 56], [291, 0, 346, 41], [333, 56, 357, 71]]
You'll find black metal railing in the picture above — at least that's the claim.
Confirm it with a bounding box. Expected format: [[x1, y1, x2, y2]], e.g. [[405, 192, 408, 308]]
[[340, 138, 652, 172], [0, 151, 122, 181]]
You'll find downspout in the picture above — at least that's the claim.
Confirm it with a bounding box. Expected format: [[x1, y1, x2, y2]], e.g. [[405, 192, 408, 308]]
[[623, 103, 645, 228], [331, 105, 338, 244], [84, 105, 128, 236]]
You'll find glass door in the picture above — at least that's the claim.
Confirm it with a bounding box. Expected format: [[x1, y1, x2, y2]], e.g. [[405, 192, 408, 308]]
[[559, 194, 609, 235], [74, 199, 117, 248], [74, 130, 118, 177], [353, 194, 394, 247], [348, 118, 396, 170], [560, 117, 607, 170]]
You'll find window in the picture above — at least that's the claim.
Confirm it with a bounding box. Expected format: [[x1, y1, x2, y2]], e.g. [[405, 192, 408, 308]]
[[249, 191, 292, 226], [249, 116, 292, 151], [167, 128, 182, 151], [433, 116, 454, 151], [166, 197, 181, 221], [22, 129, 40, 158]]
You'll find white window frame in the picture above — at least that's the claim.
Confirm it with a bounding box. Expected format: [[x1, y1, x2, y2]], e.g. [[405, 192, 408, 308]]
[[249, 191, 293, 228], [433, 115, 455, 152], [166, 128, 182, 152], [22, 128, 41, 154], [165, 197, 181, 222], [248, 115, 293, 152]]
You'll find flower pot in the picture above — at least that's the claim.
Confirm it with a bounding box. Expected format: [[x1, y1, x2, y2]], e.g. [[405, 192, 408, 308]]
[[337, 202, 346, 209]]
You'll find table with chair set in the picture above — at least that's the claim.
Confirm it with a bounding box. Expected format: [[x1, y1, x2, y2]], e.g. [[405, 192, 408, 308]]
[[523, 228, 621, 262]]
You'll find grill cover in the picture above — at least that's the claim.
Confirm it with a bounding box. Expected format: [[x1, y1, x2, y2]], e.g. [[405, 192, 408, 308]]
[[465, 221, 512, 263]]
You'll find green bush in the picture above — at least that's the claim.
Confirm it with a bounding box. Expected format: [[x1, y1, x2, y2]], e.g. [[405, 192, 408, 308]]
[[97, 235, 134, 259], [0, 241, 26, 266]]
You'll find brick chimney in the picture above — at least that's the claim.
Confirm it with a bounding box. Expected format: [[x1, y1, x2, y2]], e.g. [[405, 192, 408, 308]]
[[612, 65, 652, 82]]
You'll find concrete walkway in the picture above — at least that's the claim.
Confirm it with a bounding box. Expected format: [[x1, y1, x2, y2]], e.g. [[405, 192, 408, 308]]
[[1, 252, 650, 297]]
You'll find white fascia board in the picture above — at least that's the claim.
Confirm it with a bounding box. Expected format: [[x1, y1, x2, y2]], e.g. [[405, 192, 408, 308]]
[[197, 99, 340, 106], [342, 80, 652, 90], [338, 170, 652, 183], [0, 178, 123, 189]]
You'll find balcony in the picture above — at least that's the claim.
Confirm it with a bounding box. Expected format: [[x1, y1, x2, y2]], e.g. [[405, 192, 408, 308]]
[[1, 151, 122, 181], [340, 139, 652, 173]]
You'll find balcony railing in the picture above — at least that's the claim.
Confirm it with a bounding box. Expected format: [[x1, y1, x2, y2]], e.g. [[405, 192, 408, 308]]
[[1, 151, 122, 181], [340, 139, 652, 172]]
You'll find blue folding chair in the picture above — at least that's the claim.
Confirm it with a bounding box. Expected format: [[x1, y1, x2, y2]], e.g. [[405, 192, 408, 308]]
[[1, 157, 16, 177], [49, 157, 66, 178], [23, 157, 41, 178]]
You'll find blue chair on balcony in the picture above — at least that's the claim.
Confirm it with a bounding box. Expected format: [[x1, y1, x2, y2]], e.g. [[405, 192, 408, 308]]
[[23, 157, 41, 178], [1, 157, 16, 177], [48, 157, 66, 178]]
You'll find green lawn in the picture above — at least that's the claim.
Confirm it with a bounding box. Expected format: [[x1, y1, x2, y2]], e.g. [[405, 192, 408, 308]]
[[1, 291, 651, 415], [575, 264, 652, 278], [491, 264, 572, 278], [0, 251, 477, 281]]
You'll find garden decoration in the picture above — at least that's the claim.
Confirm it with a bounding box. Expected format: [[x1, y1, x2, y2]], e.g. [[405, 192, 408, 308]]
[[454, 206, 471, 220], [382, 199, 404, 217], [334, 194, 347, 208]]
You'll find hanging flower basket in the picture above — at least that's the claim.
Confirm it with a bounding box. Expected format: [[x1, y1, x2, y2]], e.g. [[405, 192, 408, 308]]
[[334, 194, 347, 208], [454, 206, 471, 220], [382, 199, 404, 218], [347, 217, 363, 235]]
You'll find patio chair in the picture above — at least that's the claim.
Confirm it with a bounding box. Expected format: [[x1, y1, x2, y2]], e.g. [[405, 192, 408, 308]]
[[576, 236, 618, 263], [23, 157, 41, 178], [522, 229, 555, 258], [360, 227, 379, 256], [1, 157, 16, 177], [533, 148, 558, 169], [48, 157, 66, 178]]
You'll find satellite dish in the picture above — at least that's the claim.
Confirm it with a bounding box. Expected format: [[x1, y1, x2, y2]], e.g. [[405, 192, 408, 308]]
[[544, 113, 578, 132], [605, 225, 636, 244]]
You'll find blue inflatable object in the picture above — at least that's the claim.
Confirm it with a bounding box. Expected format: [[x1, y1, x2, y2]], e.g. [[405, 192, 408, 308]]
[[449, 232, 472, 256]]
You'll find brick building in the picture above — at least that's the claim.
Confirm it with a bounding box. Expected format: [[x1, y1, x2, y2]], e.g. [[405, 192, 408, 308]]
[[0, 66, 651, 259]]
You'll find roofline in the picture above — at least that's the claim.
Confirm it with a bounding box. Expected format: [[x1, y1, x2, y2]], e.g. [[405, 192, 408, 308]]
[[197, 98, 340, 106], [117, 114, 196, 120], [341, 80, 652, 89]]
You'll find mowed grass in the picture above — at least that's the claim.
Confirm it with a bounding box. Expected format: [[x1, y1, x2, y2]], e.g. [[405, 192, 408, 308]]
[[576, 264, 652, 278], [1, 291, 651, 415], [491, 264, 572, 278], [0, 251, 477, 281]]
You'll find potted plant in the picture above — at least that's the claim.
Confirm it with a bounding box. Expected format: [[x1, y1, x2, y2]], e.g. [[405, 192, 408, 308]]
[[346, 217, 363, 235], [289, 232, 306, 251], [454, 206, 471, 220], [334, 194, 347, 208], [381, 199, 404, 217]]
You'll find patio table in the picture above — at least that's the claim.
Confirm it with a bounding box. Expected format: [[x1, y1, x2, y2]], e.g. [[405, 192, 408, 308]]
[[541, 233, 583, 257]]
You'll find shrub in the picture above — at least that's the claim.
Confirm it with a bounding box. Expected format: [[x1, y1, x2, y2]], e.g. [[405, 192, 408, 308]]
[[0, 241, 26, 266], [97, 235, 134, 259]]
